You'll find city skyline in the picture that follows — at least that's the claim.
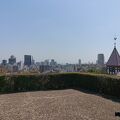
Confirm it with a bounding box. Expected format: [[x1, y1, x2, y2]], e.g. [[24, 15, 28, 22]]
[[1, 0, 120, 63], [0, 54, 104, 65]]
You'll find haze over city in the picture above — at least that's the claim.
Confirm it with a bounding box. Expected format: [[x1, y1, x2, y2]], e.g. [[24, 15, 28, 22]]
[[0, 0, 120, 63]]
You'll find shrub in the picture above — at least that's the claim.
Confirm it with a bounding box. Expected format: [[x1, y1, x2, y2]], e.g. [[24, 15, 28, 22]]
[[0, 73, 120, 97]]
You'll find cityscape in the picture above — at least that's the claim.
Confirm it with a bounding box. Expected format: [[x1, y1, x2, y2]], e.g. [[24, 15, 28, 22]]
[[1, 0, 120, 120], [0, 53, 105, 74]]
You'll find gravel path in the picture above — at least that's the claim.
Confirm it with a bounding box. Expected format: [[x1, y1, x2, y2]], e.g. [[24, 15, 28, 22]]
[[0, 89, 120, 120]]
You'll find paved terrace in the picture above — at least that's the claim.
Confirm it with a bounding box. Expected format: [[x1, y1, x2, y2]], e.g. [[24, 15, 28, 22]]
[[0, 89, 120, 120]]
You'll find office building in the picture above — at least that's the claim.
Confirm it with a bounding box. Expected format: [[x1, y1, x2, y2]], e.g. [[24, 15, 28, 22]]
[[39, 65, 50, 73], [50, 59, 57, 66], [13, 65, 19, 72], [44, 59, 49, 66], [78, 59, 81, 66], [2, 60, 7, 66], [97, 54, 104, 66], [8, 55, 16, 65], [24, 55, 32, 66]]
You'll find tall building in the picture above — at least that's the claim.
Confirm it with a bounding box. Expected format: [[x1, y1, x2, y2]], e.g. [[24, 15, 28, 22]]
[[17, 61, 22, 70], [8, 55, 16, 65], [78, 59, 81, 66], [97, 54, 104, 66], [2, 60, 7, 66], [24, 55, 32, 66], [44, 59, 49, 66], [50, 59, 57, 66]]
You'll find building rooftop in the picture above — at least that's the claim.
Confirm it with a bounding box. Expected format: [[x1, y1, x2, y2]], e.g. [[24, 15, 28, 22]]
[[106, 47, 120, 66]]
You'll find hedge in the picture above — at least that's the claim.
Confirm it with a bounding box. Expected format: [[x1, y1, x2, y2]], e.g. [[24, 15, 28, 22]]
[[0, 73, 120, 97]]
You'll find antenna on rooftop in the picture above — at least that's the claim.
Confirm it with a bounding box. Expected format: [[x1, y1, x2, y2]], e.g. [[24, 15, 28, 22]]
[[114, 37, 117, 48]]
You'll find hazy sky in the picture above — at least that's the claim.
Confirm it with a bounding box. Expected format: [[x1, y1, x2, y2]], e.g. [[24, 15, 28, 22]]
[[0, 0, 120, 63]]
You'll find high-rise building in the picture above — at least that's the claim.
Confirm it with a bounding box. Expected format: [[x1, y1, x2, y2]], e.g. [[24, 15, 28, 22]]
[[24, 55, 32, 66], [44, 59, 49, 66], [97, 54, 104, 66], [2, 60, 7, 66], [50, 59, 57, 66], [8, 55, 16, 65], [78, 59, 81, 66]]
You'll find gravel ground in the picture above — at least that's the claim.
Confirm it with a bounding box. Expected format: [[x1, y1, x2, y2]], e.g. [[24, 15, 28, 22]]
[[0, 89, 120, 120]]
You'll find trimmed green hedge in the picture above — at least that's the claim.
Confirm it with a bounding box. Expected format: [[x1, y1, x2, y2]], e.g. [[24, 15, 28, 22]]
[[0, 73, 120, 97]]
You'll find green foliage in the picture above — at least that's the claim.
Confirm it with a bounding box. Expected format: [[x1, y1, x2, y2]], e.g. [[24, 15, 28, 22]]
[[87, 67, 107, 74], [0, 73, 120, 97]]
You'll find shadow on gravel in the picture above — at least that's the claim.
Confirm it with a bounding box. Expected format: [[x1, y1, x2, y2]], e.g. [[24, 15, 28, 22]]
[[0, 88, 120, 104], [75, 88, 120, 103], [0, 89, 69, 96]]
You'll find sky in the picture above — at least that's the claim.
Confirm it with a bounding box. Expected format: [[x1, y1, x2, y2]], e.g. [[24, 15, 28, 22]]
[[0, 0, 120, 64]]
